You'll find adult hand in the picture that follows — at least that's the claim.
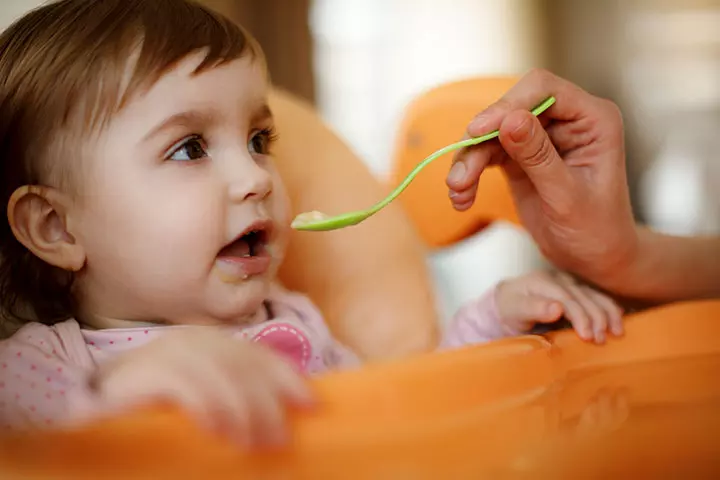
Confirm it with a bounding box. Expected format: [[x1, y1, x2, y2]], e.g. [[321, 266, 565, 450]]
[[446, 69, 638, 290]]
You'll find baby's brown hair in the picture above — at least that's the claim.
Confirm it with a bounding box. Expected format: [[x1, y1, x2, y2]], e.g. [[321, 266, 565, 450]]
[[0, 0, 263, 330]]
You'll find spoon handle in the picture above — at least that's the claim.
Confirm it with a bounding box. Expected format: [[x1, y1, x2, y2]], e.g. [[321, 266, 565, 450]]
[[371, 96, 556, 214]]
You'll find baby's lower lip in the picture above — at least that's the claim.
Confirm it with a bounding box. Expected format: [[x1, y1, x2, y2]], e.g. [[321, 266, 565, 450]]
[[214, 249, 271, 282]]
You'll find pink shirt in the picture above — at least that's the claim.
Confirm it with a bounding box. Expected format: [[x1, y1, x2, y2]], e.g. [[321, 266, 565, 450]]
[[0, 285, 512, 430]]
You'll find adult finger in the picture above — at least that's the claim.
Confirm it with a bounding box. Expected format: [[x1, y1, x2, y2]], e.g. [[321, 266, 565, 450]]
[[447, 69, 603, 203], [467, 69, 599, 136], [498, 110, 576, 209], [447, 179, 478, 211], [447, 138, 506, 193]]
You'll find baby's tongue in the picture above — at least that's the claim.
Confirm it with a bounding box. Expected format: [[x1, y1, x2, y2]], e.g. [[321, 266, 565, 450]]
[[218, 238, 250, 258]]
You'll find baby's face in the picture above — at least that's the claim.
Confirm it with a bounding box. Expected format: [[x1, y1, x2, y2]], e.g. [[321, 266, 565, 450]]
[[71, 53, 290, 325]]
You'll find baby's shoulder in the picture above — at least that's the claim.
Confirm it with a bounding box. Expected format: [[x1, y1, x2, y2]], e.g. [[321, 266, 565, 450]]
[[4, 319, 80, 341], [0, 319, 88, 363]]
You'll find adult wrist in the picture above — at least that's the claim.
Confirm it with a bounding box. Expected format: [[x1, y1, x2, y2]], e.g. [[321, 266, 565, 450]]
[[576, 225, 646, 299]]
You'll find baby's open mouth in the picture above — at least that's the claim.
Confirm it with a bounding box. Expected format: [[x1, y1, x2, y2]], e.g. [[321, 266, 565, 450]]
[[218, 229, 268, 258], [215, 222, 273, 281]]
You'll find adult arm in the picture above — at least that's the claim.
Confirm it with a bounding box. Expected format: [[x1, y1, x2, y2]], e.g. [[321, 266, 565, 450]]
[[269, 89, 439, 360], [609, 228, 720, 303]]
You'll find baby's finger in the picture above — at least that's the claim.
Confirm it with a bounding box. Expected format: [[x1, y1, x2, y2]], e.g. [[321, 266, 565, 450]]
[[101, 361, 208, 415], [245, 382, 288, 447], [189, 360, 253, 445], [214, 394, 251, 447], [138, 380, 217, 433], [534, 280, 593, 341], [265, 356, 315, 409], [504, 295, 564, 329], [565, 283, 608, 344], [583, 287, 624, 337]]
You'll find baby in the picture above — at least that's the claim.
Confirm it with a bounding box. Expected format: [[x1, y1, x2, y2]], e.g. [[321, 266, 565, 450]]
[[0, 0, 623, 446]]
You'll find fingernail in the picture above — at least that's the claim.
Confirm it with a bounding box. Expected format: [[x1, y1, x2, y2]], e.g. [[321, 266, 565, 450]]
[[468, 115, 490, 135], [580, 328, 593, 342], [612, 324, 624, 336], [448, 190, 459, 199], [447, 161, 466, 185], [509, 115, 534, 143], [595, 331, 606, 344]]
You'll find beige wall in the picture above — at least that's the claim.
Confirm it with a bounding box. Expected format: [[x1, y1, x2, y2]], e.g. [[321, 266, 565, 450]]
[[199, 0, 315, 104], [0, 1, 316, 104], [0, 0, 44, 30], [543, 0, 720, 222]]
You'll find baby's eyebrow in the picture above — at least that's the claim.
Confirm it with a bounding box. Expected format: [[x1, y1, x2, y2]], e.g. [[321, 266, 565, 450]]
[[143, 109, 217, 142], [252, 104, 273, 124]]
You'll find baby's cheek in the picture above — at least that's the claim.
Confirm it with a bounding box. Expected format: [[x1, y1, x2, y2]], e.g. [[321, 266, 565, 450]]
[[268, 226, 289, 266], [270, 178, 291, 223], [270, 186, 291, 236]]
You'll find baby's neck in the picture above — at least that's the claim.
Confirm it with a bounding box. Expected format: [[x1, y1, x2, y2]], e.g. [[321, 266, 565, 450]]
[[80, 316, 158, 330], [77, 306, 268, 331]]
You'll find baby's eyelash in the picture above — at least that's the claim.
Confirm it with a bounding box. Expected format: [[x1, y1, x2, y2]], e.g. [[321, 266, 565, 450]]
[[165, 134, 208, 162], [250, 126, 279, 156], [259, 126, 279, 144]]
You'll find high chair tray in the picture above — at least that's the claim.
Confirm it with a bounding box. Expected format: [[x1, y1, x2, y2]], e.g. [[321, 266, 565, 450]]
[[2, 300, 720, 478]]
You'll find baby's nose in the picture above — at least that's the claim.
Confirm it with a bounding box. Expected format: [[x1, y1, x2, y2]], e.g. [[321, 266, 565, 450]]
[[228, 162, 273, 202]]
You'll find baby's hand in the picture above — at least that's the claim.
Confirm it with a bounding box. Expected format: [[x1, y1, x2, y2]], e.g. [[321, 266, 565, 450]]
[[91, 329, 313, 447], [496, 271, 624, 344]]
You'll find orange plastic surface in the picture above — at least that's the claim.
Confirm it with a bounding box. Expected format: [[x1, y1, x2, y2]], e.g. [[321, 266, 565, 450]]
[[1, 300, 720, 478], [390, 76, 521, 248]]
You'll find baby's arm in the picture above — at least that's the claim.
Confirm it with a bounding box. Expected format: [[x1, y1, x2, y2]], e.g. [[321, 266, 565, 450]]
[[440, 270, 625, 350], [1, 321, 313, 445], [0, 322, 96, 430]]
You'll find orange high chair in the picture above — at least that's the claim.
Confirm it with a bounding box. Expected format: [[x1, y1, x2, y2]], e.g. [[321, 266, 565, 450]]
[[1, 79, 720, 479], [1, 301, 719, 478]]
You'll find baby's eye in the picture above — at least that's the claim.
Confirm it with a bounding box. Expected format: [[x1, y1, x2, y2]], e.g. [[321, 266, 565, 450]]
[[167, 136, 208, 162], [248, 128, 277, 156]]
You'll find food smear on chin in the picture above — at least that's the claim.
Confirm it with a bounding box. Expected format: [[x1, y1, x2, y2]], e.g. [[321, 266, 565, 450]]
[[214, 231, 269, 283], [214, 262, 250, 284]]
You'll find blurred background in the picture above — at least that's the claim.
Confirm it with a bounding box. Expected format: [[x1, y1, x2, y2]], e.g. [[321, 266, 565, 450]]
[[1, 0, 718, 319], [194, 0, 719, 240]]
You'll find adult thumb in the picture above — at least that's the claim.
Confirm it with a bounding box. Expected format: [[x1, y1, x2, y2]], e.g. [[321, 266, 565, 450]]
[[498, 110, 574, 203]]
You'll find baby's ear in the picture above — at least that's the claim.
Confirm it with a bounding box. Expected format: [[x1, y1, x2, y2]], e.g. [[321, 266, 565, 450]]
[[7, 185, 85, 272]]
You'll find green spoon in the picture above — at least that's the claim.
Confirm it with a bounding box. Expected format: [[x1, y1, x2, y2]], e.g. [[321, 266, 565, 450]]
[[291, 96, 556, 232]]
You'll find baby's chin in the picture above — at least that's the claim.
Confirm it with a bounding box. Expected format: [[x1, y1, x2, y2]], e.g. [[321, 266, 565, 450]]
[[204, 278, 272, 325]]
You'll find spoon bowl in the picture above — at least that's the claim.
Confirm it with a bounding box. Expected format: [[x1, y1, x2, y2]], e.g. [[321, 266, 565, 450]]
[[291, 96, 556, 232], [290, 210, 367, 231]]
